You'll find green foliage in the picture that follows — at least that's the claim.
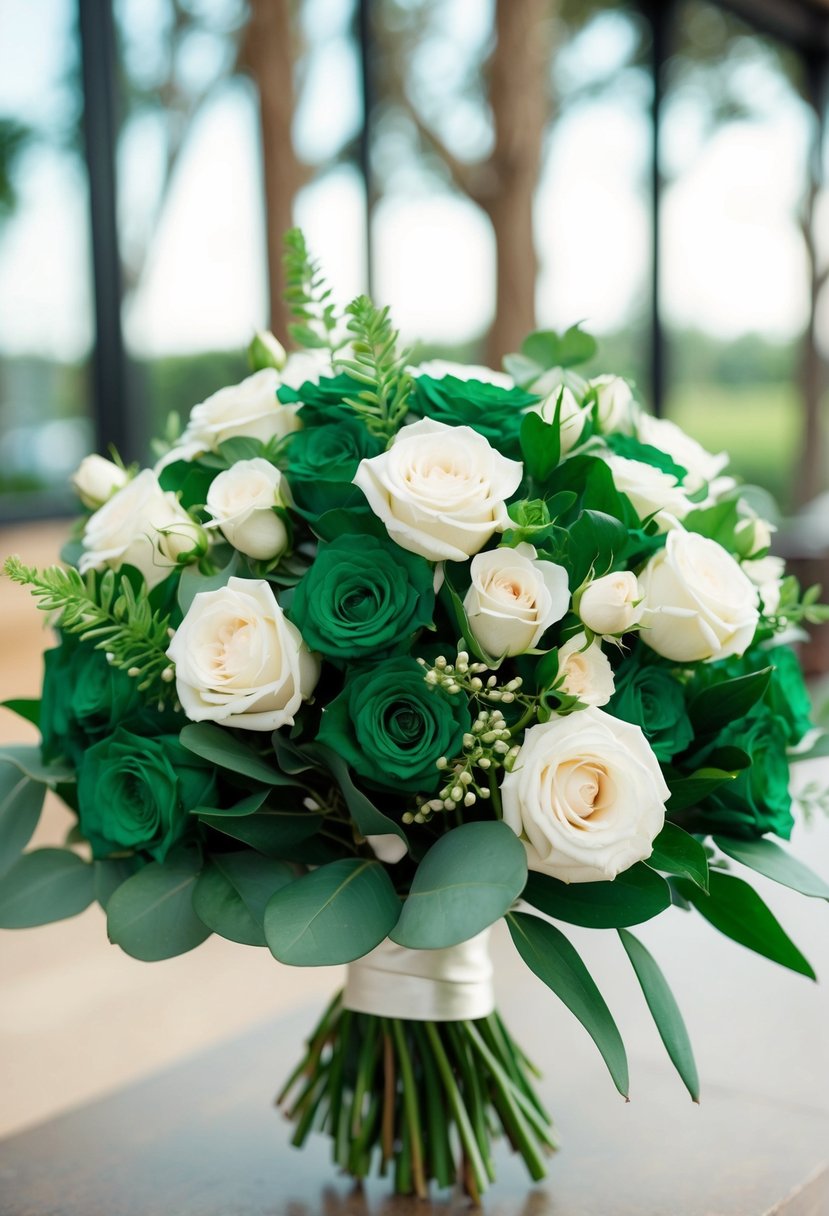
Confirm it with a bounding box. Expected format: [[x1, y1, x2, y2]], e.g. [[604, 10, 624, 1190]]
[[340, 296, 412, 440], [391, 822, 528, 950], [4, 558, 175, 703], [676, 871, 815, 980], [688, 668, 772, 736], [0, 762, 46, 877], [264, 858, 401, 965], [505, 325, 597, 388], [0, 849, 94, 928], [282, 228, 343, 352], [646, 823, 709, 892], [106, 852, 211, 961], [316, 744, 408, 847], [519, 405, 561, 485], [714, 837, 829, 900], [193, 852, 293, 946], [618, 931, 700, 1102], [179, 722, 297, 786], [507, 911, 629, 1098], [197, 805, 324, 858], [522, 865, 671, 929]]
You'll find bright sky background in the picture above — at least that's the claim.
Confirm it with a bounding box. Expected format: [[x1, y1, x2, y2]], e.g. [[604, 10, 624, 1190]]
[[0, 0, 823, 363]]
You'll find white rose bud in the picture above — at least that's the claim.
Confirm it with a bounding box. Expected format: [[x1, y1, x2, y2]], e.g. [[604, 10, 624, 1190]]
[[534, 385, 591, 456], [636, 413, 728, 494], [556, 632, 615, 707], [639, 530, 759, 662], [205, 458, 289, 561], [502, 708, 669, 883], [579, 571, 642, 637], [248, 330, 287, 372], [589, 375, 638, 435], [79, 469, 204, 590], [735, 514, 774, 558], [72, 455, 129, 510], [604, 454, 692, 531], [463, 543, 570, 658], [167, 577, 319, 731], [365, 834, 408, 864], [353, 418, 523, 562]]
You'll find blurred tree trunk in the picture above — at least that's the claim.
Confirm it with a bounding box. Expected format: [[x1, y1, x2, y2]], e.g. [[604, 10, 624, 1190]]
[[242, 0, 306, 343], [795, 169, 829, 508], [481, 0, 551, 365]]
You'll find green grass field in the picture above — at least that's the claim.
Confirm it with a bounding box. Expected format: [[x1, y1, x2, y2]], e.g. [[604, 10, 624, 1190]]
[[666, 384, 807, 512]]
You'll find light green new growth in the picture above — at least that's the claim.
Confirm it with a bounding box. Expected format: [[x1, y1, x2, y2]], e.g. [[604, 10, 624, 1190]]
[[282, 228, 343, 354], [3, 557, 176, 704], [340, 295, 412, 441]]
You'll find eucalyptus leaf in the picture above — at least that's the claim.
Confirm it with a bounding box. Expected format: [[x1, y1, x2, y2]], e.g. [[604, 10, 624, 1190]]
[[316, 743, 407, 846], [199, 806, 323, 856], [523, 864, 671, 929], [264, 858, 400, 966], [192, 790, 269, 818], [646, 823, 709, 892], [0, 745, 74, 787], [194, 852, 293, 946], [177, 553, 241, 616], [179, 722, 296, 786], [107, 855, 211, 961], [391, 821, 527, 949], [676, 871, 816, 980], [94, 856, 141, 910], [0, 849, 94, 927], [507, 911, 629, 1097], [0, 762, 46, 877], [714, 836, 829, 900], [618, 930, 700, 1102]]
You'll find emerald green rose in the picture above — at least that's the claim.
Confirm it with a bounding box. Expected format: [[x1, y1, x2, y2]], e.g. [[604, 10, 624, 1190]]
[[41, 636, 171, 767], [692, 711, 793, 841], [290, 534, 435, 662], [317, 657, 470, 793], [277, 373, 365, 427], [77, 729, 217, 860], [752, 646, 812, 746], [410, 376, 537, 458], [285, 418, 383, 518], [607, 661, 693, 761]]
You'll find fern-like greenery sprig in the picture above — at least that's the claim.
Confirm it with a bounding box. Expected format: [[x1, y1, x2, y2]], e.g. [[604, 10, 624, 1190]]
[[340, 295, 413, 442], [282, 228, 344, 355], [4, 557, 176, 705]]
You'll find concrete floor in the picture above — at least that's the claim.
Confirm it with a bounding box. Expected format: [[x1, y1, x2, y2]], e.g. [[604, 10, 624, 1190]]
[[1, 522, 828, 1143]]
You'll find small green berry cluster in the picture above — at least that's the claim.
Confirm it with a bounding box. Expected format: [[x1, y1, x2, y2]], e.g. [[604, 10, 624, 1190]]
[[416, 651, 525, 704]]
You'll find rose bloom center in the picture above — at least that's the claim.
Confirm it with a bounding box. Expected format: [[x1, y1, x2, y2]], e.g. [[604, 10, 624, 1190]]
[[484, 573, 536, 611], [544, 757, 617, 827]]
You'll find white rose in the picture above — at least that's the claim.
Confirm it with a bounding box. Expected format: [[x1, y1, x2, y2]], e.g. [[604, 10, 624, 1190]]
[[412, 359, 513, 388], [353, 418, 523, 562], [280, 348, 333, 389], [502, 708, 669, 884], [589, 375, 638, 435], [579, 571, 642, 636], [463, 543, 570, 658], [604, 454, 692, 530], [205, 458, 289, 561], [533, 385, 591, 456], [79, 469, 205, 590], [167, 577, 319, 731], [636, 414, 728, 494], [180, 368, 301, 455], [742, 554, 785, 615], [72, 455, 129, 510], [556, 632, 615, 707], [639, 530, 759, 662]]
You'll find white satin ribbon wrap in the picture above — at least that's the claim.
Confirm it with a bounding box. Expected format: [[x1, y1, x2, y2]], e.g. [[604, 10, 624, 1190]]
[[343, 930, 494, 1022]]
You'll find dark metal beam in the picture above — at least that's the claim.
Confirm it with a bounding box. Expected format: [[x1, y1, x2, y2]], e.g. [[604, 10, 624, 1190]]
[[77, 0, 133, 460], [713, 0, 829, 53], [356, 0, 375, 298]]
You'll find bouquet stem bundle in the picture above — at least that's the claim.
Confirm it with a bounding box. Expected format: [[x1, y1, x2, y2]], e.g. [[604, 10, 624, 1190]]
[[279, 992, 557, 1199]]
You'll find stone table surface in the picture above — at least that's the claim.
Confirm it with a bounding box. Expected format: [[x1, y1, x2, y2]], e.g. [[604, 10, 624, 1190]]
[[0, 992, 827, 1216]]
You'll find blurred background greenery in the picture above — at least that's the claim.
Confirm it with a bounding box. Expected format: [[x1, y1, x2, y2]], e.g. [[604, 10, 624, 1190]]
[[0, 0, 827, 516]]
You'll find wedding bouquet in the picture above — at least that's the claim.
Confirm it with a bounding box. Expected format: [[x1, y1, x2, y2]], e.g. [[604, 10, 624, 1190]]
[[2, 230, 828, 1199]]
